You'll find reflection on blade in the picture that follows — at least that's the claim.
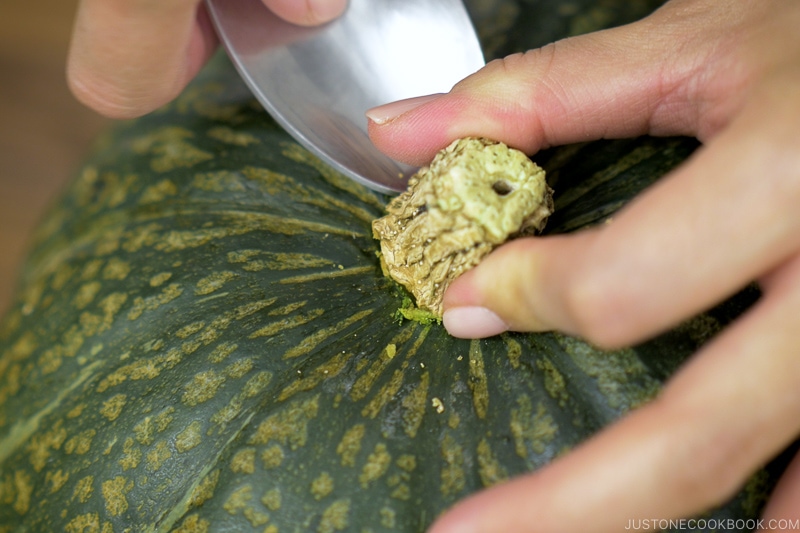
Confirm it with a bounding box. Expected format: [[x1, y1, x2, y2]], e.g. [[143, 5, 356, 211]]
[[205, 0, 485, 194]]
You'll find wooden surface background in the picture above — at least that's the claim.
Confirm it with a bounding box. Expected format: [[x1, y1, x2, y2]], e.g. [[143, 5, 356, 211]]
[[0, 0, 110, 316]]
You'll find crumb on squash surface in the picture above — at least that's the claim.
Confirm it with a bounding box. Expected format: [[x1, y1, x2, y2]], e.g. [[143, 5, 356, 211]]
[[373, 137, 553, 316]]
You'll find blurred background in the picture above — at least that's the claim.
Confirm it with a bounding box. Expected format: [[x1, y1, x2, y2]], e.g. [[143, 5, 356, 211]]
[[0, 0, 110, 316]]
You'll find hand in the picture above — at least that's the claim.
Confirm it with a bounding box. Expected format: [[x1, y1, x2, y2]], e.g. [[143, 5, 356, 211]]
[[368, 0, 800, 530], [67, 0, 347, 118]]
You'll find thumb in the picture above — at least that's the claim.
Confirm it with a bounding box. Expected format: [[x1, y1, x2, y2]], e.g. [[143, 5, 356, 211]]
[[367, 13, 705, 167]]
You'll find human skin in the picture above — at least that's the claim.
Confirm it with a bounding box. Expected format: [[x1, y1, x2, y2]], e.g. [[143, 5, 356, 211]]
[[366, 0, 800, 531], [66, 0, 347, 119]]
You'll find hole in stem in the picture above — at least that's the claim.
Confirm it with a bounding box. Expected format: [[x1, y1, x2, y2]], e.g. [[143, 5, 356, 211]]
[[492, 180, 514, 196]]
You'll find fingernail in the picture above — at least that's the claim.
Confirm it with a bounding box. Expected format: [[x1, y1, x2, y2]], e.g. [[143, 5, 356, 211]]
[[366, 93, 443, 125], [443, 306, 508, 339], [308, 0, 347, 23]]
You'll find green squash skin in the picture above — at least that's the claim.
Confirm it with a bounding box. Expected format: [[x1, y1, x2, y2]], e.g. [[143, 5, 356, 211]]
[[0, 1, 786, 531]]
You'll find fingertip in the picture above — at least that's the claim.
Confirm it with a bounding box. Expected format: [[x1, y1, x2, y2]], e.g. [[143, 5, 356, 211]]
[[442, 307, 509, 339], [66, 64, 155, 119], [263, 0, 347, 26]]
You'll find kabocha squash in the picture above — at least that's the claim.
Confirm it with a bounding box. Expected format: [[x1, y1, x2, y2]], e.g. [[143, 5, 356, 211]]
[[0, 0, 787, 531]]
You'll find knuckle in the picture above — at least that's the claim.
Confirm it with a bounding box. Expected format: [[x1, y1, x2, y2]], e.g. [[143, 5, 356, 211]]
[[561, 275, 631, 349]]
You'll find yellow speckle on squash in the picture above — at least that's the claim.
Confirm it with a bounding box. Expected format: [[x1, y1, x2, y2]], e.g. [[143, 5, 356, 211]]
[[440, 433, 465, 497], [149, 272, 173, 287], [134, 415, 157, 446], [81, 259, 104, 280], [65, 429, 96, 455], [210, 371, 272, 430], [46, 469, 69, 494], [207, 126, 260, 147], [361, 369, 404, 419], [102, 436, 116, 456], [146, 440, 172, 471], [245, 507, 270, 527], [267, 301, 307, 316], [231, 448, 256, 474], [227, 250, 261, 264], [476, 438, 508, 487], [234, 299, 278, 320], [73, 475, 95, 503], [73, 282, 102, 310], [101, 476, 133, 517], [390, 483, 411, 501], [190, 470, 220, 507], [175, 421, 203, 453], [249, 309, 324, 340], [554, 333, 660, 411], [510, 395, 557, 456], [100, 394, 127, 421], [50, 264, 75, 292], [208, 342, 238, 364], [25, 420, 67, 472], [350, 330, 412, 402], [261, 445, 284, 469], [228, 250, 335, 272], [380, 507, 397, 528], [318, 498, 350, 533], [279, 266, 374, 285], [195, 271, 238, 295], [261, 488, 282, 511], [9, 331, 37, 360], [118, 438, 141, 470], [248, 395, 319, 449], [101, 258, 131, 280], [336, 424, 365, 467], [280, 142, 381, 207], [122, 222, 162, 253], [448, 412, 460, 429], [503, 336, 522, 369], [468, 340, 489, 419], [224, 357, 253, 379], [181, 339, 202, 357], [537, 357, 569, 407], [96, 349, 181, 392], [13, 470, 32, 514], [173, 514, 211, 533], [310, 472, 334, 500], [223, 485, 252, 515], [182, 370, 225, 406], [278, 351, 352, 402], [359, 443, 391, 488], [128, 284, 184, 320], [139, 179, 178, 204], [132, 126, 213, 173], [176, 321, 206, 339], [155, 406, 175, 432], [65, 513, 107, 533], [401, 371, 429, 438], [193, 170, 247, 192], [396, 454, 417, 472]]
